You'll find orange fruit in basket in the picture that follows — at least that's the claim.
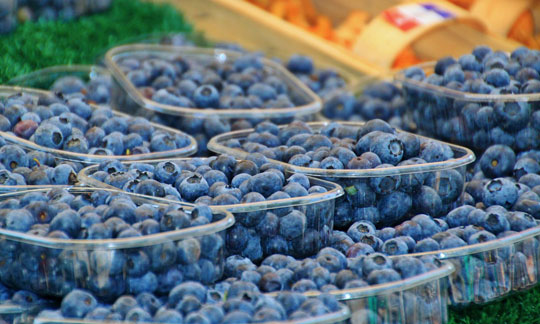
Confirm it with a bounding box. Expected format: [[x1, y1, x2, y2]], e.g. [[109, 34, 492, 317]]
[[269, 0, 287, 18], [393, 46, 423, 69], [508, 10, 538, 48], [447, 0, 475, 10], [311, 15, 334, 39]]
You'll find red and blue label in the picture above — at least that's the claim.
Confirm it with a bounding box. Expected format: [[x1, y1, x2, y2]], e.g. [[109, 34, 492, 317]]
[[383, 3, 455, 32]]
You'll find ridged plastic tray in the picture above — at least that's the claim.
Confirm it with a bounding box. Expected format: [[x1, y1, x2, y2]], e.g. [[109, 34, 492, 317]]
[[104, 44, 322, 120], [34, 304, 350, 324], [407, 225, 540, 305], [0, 86, 198, 163], [0, 187, 234, 299], [7, 65, 110, 99], [272, 259, 455, 324], [208, 121, 476, 229], [395, 61, 540, 153], [78, 157, 344, 260]]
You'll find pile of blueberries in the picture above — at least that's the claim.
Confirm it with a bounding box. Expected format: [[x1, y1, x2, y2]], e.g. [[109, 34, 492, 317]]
[[117, 52, 302, 110], [0, 143, 82, 186], [0, 73, 116, 187], [0, 188, 227, 298], [223, 250, 440, 292], [222, 119, 467, 229], [402, 45, 540, 152], [0, 91, 193, 156], [0, 0, 112, 34], [113, 48, 348, 155], [320, 143, 540, 303], [35, 282, 344, 323], [90, 154, 335, 260], [322, 81, 411, 131]]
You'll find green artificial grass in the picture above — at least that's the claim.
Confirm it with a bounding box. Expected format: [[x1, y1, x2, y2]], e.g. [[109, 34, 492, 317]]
[[0, 1, 537, 323], [449, 284, 540, 324], [0, 0, 193, 83]]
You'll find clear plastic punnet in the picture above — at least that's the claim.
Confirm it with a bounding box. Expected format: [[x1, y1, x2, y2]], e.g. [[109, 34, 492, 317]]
[[104, 44, 322, 119], [406, 225, 540, 305], [271, 259, 455, 324], [395, 61, 540, 153], [7, 65, 111, 97], [33, 303, 351, 324], [0, 86, 197, 163], [78, 157, 344, 260], [0, 187, 234, 299], [207, 121, 476, 230]]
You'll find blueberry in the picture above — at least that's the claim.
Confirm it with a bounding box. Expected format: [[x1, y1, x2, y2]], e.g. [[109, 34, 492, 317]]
[[381, 238, 409, 255], [248, 171, 283, 197], [413, 186, 442, 217], [419, 141, 453, 162], [482, 178, 519, 208], [154, 309, 184, 323], [369, 164, 401, 195], [414, 238, 440, 252], [5, 209, 34, 232], [425, 169, 464, 204], [440, 234, 467, 249], [178, 173, 209, 202], [468, 230, 497, 245], [484, 68, 510, 87], [479, 145, 516, 178], [287, 55, 314, 74], [481, 209, 510, 234], [193, 85, 220, 108], [60, 289, 97, 318], [32, 123, 64, 148], [377, 191, 412, 225], [279, 210, 306, 240]]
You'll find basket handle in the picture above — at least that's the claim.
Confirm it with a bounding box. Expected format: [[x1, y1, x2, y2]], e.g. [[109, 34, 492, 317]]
[[351, 0, 485, 69]]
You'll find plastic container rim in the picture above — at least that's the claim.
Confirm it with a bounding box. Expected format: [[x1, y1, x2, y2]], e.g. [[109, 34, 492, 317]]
[[406, 223, 540, 259], [0, 85, 198, 162], [77, 157, 344, 213], [0, 187, 234, 250], [104, 44, 323, 119], [33, 304, 350, 324], [7, 65, 110, 87], [207, 121, 476, 178], [0, 303, 26, 315], [394, 61, 540, 103], [269, 260, 455, 301]]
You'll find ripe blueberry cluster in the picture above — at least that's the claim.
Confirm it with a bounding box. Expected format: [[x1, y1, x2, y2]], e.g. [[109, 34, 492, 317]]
[[322, 82, 409, 131], [0, 143, 84, 186], [0, 91, 192, 156], [90, 154, 335, 260], [336, 206, 536, 257], [219, 251, 445, 323], [223, 249, 440, 292], [402, 46, 540, 152], [35, 283, 344, 323], [49, 71, 112, 105], [222, 119, 466, 229], [117, 52, 299, 110], [0, 188, 226, 297]]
